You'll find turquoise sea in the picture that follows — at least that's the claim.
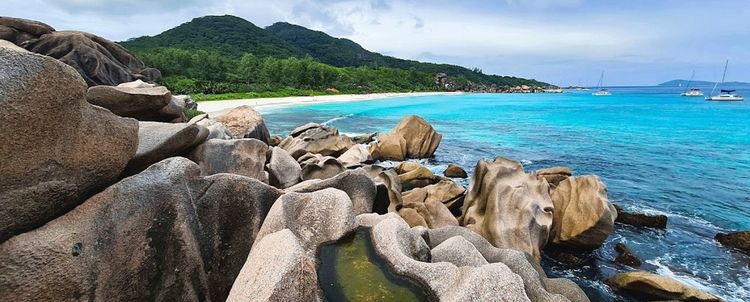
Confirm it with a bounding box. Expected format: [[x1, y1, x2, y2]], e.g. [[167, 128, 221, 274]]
[[261, 85, 750, 301]]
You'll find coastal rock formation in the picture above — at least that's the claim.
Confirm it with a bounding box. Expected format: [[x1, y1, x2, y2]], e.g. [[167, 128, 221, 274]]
[[125, 122, 208, 175], [297, 153, 346, 181], [613, 204, 668, 229], [266, 146, 302, 189], [279, 123, 354, 159], [361, 165, 403, 213], [431, 236, 488, 267], [444, 163, 468, 178], [460, 157, 555, 261], [396, 161, 440, 191], [195, 116, 233, 140], [337, 144, 372, 167], [536, 167, 572, 188], [286, 169, 376, 215], [608, 271, 721, 301], [549, 176, 617, 249], [715, 231, 750, 254], [86, 84, 184, 122], [2, 18, 161, 86], [0, 158, 284, 301], [402, 179, 466, 210], [614, 243, 642, 267], [399, 200, 459, 229], [352, 132, 377, 144], [0, 47, 138, 242], [214, 105, 271, 143], [370, 115, 442, 161], [187, 138, 269, 182]]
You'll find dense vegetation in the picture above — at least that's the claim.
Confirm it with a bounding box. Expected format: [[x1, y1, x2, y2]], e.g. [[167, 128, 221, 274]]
[[123, 15, 548, 97]]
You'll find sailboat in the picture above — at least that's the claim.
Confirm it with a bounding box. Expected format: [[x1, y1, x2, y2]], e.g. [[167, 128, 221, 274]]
[[680, 70, 704, 97], [706, 60, 743, 101], [592, 71, 611, 96]]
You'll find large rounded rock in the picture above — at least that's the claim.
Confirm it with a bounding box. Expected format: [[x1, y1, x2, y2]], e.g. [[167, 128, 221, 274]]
[[402, 179, 466, 210], [444, 163, 468, 178], [431, 236, 488, 267], [86, 85, 176, 121], [297, 153, 346, 181], [613, 204, 668, 229], [337, 143, 372, 167], [279, 123, 353, 159], [286, 169, 376, 215], [370, 115, 442, 161], [608, 271, 721, 301], [549, 176, 617, 249], [0, 47, 138, 242], [187, 138, 269, 182], [125, 122, 208, 175], [460, 157, 554, 261], [715, 231, 750, 254], [0, 157, 284, 301], [215, 105, 271, 142], [397, 161, 440, 191], [266, 146, 302, 189], [399, 200, 459, 229], [0, 17, 54, 44], [21, 30, 160, 86]]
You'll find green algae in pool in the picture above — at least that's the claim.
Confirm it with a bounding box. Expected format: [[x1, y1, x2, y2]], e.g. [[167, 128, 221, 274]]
[[318, 228, 428, 302]]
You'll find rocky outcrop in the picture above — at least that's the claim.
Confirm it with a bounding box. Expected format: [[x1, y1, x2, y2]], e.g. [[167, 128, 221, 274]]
[[187, 138, 269, 182], [279, 123, 354, 159], [266, 146, 302, 189], [536, 167, 572, 188], [399, 200, 459, 229], [297, 153, 346, 181], [214, 105, 271, 143], [337, 144, 372, 167], [370, 115, 442, 161], [613, 204, 668, 229], [608, 271, 721, 301], [396, 161, 440, 191], [351, 132, 377, 144], [614, 243, 641, 267], [194, 116, 233, 140], [361, 165, 403, 214], [0, 47, 138, 242], [715, 231, 750, 254], [125, 122, 208, 174], [86, 84, 185, 122], [2, 18, 160, 86], [286, 169, 377, 215], [549, 176, 617, 249], [460, 157, 554, 261], [444, 163, 468, 178], [402, 179, 466, 211], [0, 158, 284, 301]]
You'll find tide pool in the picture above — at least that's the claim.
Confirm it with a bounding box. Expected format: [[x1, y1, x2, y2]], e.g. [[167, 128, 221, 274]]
[[262, 86, 750, 301]]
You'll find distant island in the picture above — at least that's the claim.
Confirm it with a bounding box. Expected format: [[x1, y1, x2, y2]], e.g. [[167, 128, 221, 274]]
[[658, 79, 750, 87]]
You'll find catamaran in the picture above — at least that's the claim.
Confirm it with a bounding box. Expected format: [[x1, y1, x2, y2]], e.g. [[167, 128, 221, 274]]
[[592, 71, 611, 96], [680, 70, 703, 97], [706, 60, 743, 101]]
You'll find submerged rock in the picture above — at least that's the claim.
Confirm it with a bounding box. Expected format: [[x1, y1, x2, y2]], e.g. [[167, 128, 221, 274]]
[[614, 243, 642, 267], [613, 204, 668, 229], [279, 123, 354, 159], [549, 176, 617, 250], [0, 47, 138, 242], [715, 231, 750, 254], [370, 115, 442, 161], [608, 271, 721, 301], [460, 157, 554, 261], [214, 105, 271, 143]]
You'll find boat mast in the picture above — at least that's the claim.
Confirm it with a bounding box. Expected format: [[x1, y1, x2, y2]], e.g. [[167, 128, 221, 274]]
[[710, 60, 728, 96], [596, 71, 604, 90], [684, 70, 694, 94]]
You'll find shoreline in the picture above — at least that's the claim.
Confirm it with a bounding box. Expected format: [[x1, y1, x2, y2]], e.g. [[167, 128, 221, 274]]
[[197, 91, 463, 115]]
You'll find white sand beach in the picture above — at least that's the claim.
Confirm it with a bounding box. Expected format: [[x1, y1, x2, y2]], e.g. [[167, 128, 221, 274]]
[[197, 91, 463, 115]]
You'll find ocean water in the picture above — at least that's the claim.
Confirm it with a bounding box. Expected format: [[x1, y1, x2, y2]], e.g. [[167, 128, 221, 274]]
[[261, 85, 750, 301]]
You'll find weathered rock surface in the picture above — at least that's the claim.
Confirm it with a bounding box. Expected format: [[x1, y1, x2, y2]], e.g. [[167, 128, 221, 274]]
[[613, 204, 668, 229], [536, 166, 572, 188], [399, 200, 459, 229], [214, 105, 271, 143], [370, 115, 442, 161], [298, 153, 346, 181], [549, 176, 617, 249], [351, 132, 377, 144], [279, 123, 353, 158], [361, 165, 403, 214], [614, 243, 642, 267], [402, 179, 466, 210], [286, 169, 376, 215], [397, 161, 440, 191], [431, 236, 488, 267], [0, 158, 284, 301], [0, 17, 54, 40], [444, 163, 468, 178], [86, 85, 181, 122], [195, 117, 233, 140], [460, 157, 554, 261], [188, 138, 269, 182], [0, 47, 138, 242], [715, 231, 750, 254], [266, 146, 302, 189], [609, 271, 721, 301], [125, 122, 208, 174], [337, 143, 372, 167]]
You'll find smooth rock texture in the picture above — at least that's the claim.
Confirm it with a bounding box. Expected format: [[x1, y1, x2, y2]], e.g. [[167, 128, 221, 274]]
[[400, 200, 459, 229], [298, 153, 346, 181], [443, 163, 468, 178], [361, 165, 403, 214], [86, 85, 177, 121], [431, 236, 488, 267], [279, 123, 354, 159], [370, 115, 442, 160], [402, 179, 466, 210], [286, 169, 376, 215], [397, 161, 440, 191], [536, 166, 572, 188], [609, 271, 721, 301], [0, 47, 138, 242], [613, 204, 668, 229], [187, 138, 269, 182], [337, 143, 372, 167], [266, 146, 302, 189], [715, 231, 750, 254], [550, 176, 617, 249], [460, 157, 554, 261], [125, 122, 208, 174], [0, 158, 284, 301], [214, 105, 271, 142]]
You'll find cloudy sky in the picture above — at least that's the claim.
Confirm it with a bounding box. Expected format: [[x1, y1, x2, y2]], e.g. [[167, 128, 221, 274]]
[[5, 0, 750, 85]]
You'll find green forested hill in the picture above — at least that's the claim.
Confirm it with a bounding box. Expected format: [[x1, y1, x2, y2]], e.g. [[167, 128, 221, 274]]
[[121, 15, 547, 97]]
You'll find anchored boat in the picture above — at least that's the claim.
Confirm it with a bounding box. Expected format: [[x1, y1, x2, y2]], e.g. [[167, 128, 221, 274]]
[[592, 71, 611, 96], [680, 71, 704, 97], [706, 60, 743, 101]]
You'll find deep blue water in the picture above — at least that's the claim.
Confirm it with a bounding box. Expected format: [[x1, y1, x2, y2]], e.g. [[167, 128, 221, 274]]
[[261, 85, 750, 301]]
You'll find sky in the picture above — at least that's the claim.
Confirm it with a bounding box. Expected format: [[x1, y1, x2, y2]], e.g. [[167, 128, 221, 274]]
[[4, 0, 750, 86]]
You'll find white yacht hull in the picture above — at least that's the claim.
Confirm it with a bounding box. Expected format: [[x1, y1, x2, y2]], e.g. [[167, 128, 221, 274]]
[[706, 95, 743, 101]]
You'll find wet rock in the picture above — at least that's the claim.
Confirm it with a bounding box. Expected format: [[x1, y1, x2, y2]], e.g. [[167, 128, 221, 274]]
[[187, 138, 269, 182], [297, 153, 346, 181], [214, 105, 271, 143], [286, 169, 376, 215], [402, 179, 466, 211], [609, 271, 721, 301], [125, 122, 208, 175], [0, 158, 284, 301], [550, 176, 617, 250], [614, 243, 642, 267], [266, 146, 302, 189], [613, 204, 668, 229], [279, 123, 353, 159], [0, 47, 138, 242], [370, 115, 442, 161], [443, 163, 468, 178], [86, 85, 181, 122], [715, 231, 750, 254], [460, 157, 554, 261], [536, 166, 572, 188]]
